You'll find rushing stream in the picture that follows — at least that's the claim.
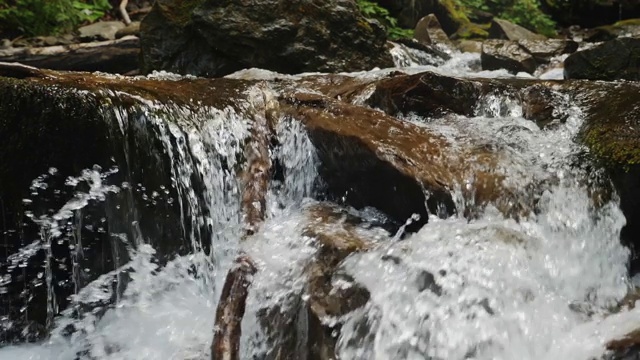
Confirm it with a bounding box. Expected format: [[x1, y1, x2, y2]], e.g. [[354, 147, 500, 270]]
[[0, 49, 637, 360]]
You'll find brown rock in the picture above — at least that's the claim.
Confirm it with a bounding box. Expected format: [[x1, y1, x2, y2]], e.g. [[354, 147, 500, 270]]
[[414, 14, 454, 48]]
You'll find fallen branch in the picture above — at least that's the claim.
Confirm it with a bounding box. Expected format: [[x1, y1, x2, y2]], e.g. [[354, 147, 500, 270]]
[[119, 0, 132, 25], [211, 255, 257, 360], [0, 36, 139, 74]]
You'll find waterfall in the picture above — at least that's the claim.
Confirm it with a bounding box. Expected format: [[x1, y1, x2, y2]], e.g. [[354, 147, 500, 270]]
[[0, 52, 635, 360]]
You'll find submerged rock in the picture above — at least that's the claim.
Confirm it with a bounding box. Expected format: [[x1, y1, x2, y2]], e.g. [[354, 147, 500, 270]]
[[565, 38, 640, 81], [140, 0, 393, 77]]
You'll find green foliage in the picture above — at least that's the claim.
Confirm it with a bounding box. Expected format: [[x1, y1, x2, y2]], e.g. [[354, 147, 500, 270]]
[[456, 0, 557, 36], [357, 0, 414, 40], [0, 0, 111, 36]]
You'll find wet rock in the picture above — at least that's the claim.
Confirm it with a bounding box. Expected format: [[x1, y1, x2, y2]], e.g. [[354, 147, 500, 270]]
[[488, 18, 546, 41], [303, 204, 376, 359], [140, 0, 393, 77], [481, 39, 536, 74], [366, 71, 481, 118], [520, 84, 567, 129], [252, 203, 374, 359], [0, 69, 257, 343], [605, 329, 640, 360], [414, 14, 454, 48], [78, 21, 126, 41], [115, 21, 141, 39], [415, 270, 442, 295], [517, 39, 579, 64], [564, 38, 640, 81], [283, 89, 531, 223], [571, 80, 640, 274]]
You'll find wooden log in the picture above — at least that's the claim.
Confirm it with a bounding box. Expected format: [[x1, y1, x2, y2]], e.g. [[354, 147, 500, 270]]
[[0, 62, 49, 79], [0, 36, 139, 74], [211, 254, 257, 360]]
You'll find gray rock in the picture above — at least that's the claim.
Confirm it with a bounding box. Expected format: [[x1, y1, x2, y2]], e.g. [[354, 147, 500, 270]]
[[565, 37, 640, 81], [414, 14, 453, 48], [481, 39, 536, 74], [78, 21, 126, 41], [489, 18, 546, 41]]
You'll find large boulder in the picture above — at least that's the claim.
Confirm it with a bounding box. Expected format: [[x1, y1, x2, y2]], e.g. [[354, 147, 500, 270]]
[[140, 0, 393, 77], [564, 38, 640, 81], [571, 80, 640, 274], [488, 18, 546, 41]]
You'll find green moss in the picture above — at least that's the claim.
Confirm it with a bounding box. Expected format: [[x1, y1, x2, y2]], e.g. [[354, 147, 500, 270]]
[[454, 22, 489, 39], [441, 0, 472, 26], [613, 18, 640, 27], [577, 82, 640, 169]]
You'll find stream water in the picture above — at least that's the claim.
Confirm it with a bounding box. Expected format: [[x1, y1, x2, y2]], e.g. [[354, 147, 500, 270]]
[[0, 49, 637, 360]]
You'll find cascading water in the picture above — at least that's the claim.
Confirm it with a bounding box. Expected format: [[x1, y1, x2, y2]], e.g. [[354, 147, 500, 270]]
[[0, 49, 636, 360]]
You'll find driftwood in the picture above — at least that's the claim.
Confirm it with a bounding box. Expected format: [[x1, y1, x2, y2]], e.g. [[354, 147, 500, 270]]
[[211, 255, 257, 360], [0, 36, 139, 74]]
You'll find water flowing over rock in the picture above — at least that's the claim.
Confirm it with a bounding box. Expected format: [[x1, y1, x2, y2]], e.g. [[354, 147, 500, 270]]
[[565, 38, 640, 81], [139, 0, 393, 77], [1, 58, 640, 360]]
